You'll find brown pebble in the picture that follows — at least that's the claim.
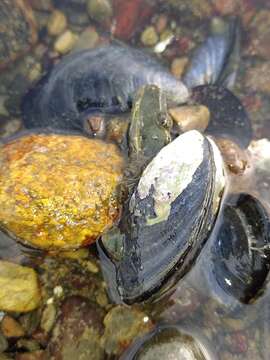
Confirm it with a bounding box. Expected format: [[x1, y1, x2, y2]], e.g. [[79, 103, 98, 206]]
[[28, 0, 53, 11], [245, 62, 270, 94], [48, 296, 105, 360], [169, 105, 210, 133], [101, 305, 153, 356], [106, 117, 129, 144], [1, 315, 25, 338], [215, 138, 248, 175], [171, 57, 189, 79], [248, 10, 270, 59], [213, 0, 239, 15], [15, 350, 48, 360], [155, 14, 168, 34], [47, 10, 67, 37]]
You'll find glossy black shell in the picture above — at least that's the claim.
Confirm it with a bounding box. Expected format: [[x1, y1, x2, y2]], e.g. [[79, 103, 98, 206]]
[[208, 193, 270, 304], [21, 45, 188, 133], [98, 131, 224, 304], [192, 85, 252, 148]]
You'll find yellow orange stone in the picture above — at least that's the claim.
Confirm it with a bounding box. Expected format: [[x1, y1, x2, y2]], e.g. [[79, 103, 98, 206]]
[[0, 261, 41, 313], [0, 134, 124, 250]]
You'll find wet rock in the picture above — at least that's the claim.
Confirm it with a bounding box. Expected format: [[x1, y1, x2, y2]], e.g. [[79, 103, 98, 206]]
[[54, 30, 78, 54], [112, 0, 154, 40], [167, 0, 213, 19], [48, 296, 104, 360], [212, 0, 239, 15], [105, 117, 129, 146], [15, 351, 48, 360], [58, 248, 89, 260], [19, 311, 41, 337], [101, 306, 153, 356], [66, 12, 89, 27], [248, 10, 270, 59], [159, 284, 202, 323], [28, 63, 42, 84], [155, 14, 168, 35], [121, 325, 216, 359], [16, 339, 40, 352], [169, 105, 210, 133], [4, 73, 31, 117], [0, 332, 8, 353], [47, 10, 67, 36], [0, 0, 37, 71], [248, 139, 270, 207], [0, 134, 124, 250], [39, 256, 103, 311], [0, 99, 9, 118], [170, 57, 188, 79], [1, 315, 25, 338], [54, 0, 87, 11], [0, 354, 13, 360], [72, 27, 99, 52], [29, 0, 53, 11], [224, 331, 248, 355], [249, 139, 270, 174], [0, 118, 22, 139], [87, 0, 113, 23], [141, 26, 159, 46], [244, 62, 270, 94], [0, 261, 41, 313], [40, 304, 56, 334], [215, 138, 249, 175]]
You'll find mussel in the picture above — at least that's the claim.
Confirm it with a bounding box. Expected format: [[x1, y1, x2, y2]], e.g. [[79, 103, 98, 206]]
[[120, 325, 216, 360], [98, 130, 226, 304], [192, 85, 252, 148], [199, 193, 270, 306], [21, 45, 189, 137], [183, 17, 240, 90], [182, 17, 252, 148]]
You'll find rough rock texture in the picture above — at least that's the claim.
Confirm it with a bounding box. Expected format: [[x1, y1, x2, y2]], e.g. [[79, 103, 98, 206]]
[[0, 134, 124, 250], [48, 296, 105, 360], [0, 261, 41, 312], [0, 0, 37, 71], [101, 306, 153, 356]]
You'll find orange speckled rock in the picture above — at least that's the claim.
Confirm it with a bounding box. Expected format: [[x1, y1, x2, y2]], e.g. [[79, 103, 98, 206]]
[[0, 133, 124, 250]]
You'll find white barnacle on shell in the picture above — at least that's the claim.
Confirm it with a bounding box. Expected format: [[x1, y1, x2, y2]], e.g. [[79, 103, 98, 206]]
[[134, 130, 207, 225]]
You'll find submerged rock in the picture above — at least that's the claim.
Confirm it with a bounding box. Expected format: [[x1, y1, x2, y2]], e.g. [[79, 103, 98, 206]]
[[0, 261, 41, 312], [87, 0, 113, 23], [0, 133, 124, 250], [120, 325, 215, 359], [1, 315, 25, 338], [101, 306, 153, 356], [0, 0, 37, 71], [48, 296, 104, 360], [169, 105, 210, 133]]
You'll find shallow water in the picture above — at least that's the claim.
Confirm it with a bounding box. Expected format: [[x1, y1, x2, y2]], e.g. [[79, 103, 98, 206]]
[[0, 0, 270, 359]]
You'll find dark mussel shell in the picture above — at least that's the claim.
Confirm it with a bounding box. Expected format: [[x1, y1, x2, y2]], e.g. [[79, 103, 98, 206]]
[[208, 193, 270, 305], [192, 85, 252, 148], [183, 17, 240, 90], [120, 325, 216, 360], [98, 131, 226, 304], [21, 45, 188, 135]]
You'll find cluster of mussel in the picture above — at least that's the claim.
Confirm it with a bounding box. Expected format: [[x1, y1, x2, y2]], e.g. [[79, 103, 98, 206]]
[[20, 15, 270, 316]]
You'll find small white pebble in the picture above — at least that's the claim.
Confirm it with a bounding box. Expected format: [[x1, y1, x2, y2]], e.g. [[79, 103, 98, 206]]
[[54, 30, 78, 55], [143, 316, 149, 323], [47, 297, 54, 305], [53, 285, 64, 298]]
